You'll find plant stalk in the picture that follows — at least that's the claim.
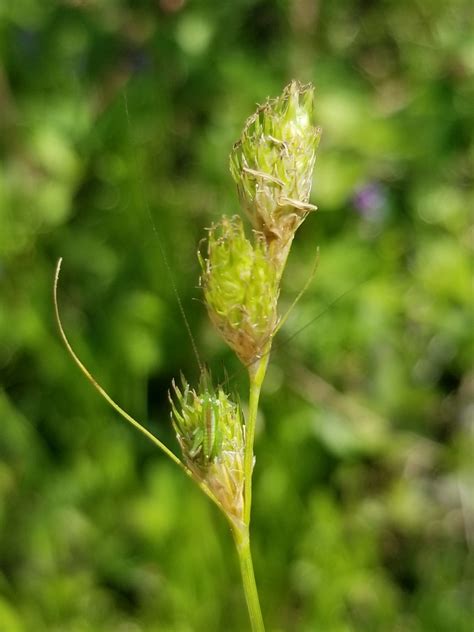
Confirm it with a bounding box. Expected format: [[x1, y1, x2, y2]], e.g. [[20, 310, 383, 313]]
[[244, 352, 270, 526], [234, 350, 271, 631], [233, 525, 265, 632]]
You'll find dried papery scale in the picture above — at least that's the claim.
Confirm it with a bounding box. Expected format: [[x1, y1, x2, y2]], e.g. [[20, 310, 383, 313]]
[[230, 80, 321, 274], [170, 373, 246, 523], [199, 215, 279, 366]]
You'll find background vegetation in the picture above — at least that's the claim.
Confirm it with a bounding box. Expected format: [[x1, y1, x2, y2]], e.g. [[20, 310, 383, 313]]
[[1, 1, 472, 630]]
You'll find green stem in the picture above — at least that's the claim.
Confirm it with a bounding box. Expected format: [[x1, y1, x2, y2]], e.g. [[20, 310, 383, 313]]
[[234, 350, 271, 631], [233, 526, 265, 632], [243, 352, 270, 526]]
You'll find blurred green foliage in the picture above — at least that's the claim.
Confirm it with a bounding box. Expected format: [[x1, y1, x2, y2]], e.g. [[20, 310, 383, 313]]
[[1, 1, 473, 631]]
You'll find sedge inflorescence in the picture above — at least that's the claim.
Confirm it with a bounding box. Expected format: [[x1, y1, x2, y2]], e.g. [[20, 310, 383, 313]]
[[55, 79, 321, 632], [230, 80, 321, 254], [173, 80, 321, 520], [199, 215, 279, 366], [170, 374, 245, 522]]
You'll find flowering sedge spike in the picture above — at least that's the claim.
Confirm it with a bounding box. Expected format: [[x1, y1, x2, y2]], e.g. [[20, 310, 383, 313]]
[[198, 215, 279, 365], [56, 80, 322, 632], [170, 373, 245, 523], [230, 80, 321, 260]]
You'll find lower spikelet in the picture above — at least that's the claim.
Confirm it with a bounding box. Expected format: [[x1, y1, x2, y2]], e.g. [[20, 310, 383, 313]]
[[169, 372, 245, 522]]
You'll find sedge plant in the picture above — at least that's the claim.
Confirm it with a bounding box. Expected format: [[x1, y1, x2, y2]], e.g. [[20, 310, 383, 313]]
[[54, 80, 321, 631]]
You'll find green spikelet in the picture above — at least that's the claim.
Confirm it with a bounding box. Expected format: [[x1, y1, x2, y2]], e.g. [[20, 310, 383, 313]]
[[230, 80, 321, 251], [199, 215, 279, 365], [170, 373, 245, 522]]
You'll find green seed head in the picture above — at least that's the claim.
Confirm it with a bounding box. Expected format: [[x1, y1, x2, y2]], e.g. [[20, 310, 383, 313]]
[[170, 373, 245, 521], [230, 80, 321, 244], [199, 215, 279, 365]]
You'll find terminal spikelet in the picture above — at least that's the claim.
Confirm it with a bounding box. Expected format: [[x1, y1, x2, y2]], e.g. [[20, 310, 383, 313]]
[[230, 80, 321, 272]]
